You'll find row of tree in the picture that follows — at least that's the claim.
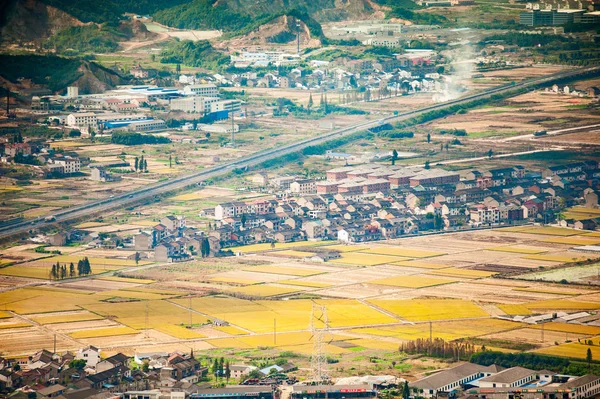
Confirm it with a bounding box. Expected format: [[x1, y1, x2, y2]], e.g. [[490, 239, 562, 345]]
[[212, 357, 231, 381], [400, 338, 476, 360], [49, 257, 92, 280], [134, 156, 148, 173]]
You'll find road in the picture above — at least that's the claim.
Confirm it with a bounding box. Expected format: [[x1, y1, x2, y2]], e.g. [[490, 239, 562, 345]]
[[500, 123, 600, 142], [0, 66, 598, 240]]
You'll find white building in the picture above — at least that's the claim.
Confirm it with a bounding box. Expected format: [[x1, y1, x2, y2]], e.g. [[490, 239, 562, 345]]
[[182, 84, 219, 97], [289, 179, 316, 195], [67, 112, 97, 128], [479, 367, 537, 388], [67, 86, 79, 98], [52, 157, 81, 174], [197, 123, 239, 134], [127, 119, 167, 132], [170, 96, 219, 114], [75, 345, 101, 368]]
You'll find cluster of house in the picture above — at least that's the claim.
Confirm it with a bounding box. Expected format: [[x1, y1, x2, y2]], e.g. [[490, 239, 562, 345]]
[[410, 362, 600, 399], [224, 56, 445, 94], [0, 139, 81, 177], [0, 346, 210, 399], [133, 215, 220, 263], [545, 84, 600, 98], [204, 161, 599, 247]]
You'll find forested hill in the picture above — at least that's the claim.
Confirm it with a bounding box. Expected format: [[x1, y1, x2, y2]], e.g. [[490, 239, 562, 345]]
[[38, 0, 194, 24]]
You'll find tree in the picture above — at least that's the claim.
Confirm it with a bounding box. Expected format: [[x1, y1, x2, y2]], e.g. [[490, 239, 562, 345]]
[[392, 149, 398, 166], [587, 348, 593, 371], [201, 237, 210, 258], [13, 364, 20, 371], [427, 133, 431, 143], [213, 358, 219, 378], [488, 148, 494, 159], [135, 252, 141, 265], [61, 264, 67, 279], [51, 263, 57, 280], [424, 160, 430, 170], [403, 381, 410, 399], [225, 361, 231, 382], [169, 154, 172, 169], [142, 361, 150, 372], [69, 359, 86, 370], [308, 93, 313, 110], [241, 213, 247, 228], [445, 143, 449, 152], [69, 262, 75, 278], [134, 156, 139, 172], [270, 242, 275, 249]]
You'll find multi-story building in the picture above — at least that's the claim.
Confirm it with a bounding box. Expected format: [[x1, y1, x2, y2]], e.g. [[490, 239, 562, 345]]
[[67, 112, 98, 128], [170, 96, 219, 114], [290, 179, 317, 195], [51, 157, 80, 174], [182, 84, 219, 97], [126, 119, 166, 132]]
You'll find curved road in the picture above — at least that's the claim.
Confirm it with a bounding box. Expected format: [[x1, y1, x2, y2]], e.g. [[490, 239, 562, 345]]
[[0, 66, 598, 240]]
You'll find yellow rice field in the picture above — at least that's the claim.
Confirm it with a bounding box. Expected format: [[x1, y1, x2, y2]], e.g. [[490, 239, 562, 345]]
[[178, 297, 396, 333], [214, 325, 247, 335], [337, 253, 409, 266], [30, 312, 104, 325], [154, 325, 205, 339], [540, 237, 600, 246], [320, 245, 366, 253], [525, 299, 600, 311], [537, 342, 600, 359], [529, 322, 600, 335], [350, 339, 401, 351], [485, 247, 547, 254], [0, 311, 11, 319], [354, 319, 522, 341], [497, 304, 532, 315], [361, 248, 445, 258], [428, 268, 497, 279], [369, 275, 456, 288], [369, 299, 488, 321], [242, 265, 323, 277], [70, 326, 138, 338], [171, 191, 213, 201], [391, 261, 450, 269]]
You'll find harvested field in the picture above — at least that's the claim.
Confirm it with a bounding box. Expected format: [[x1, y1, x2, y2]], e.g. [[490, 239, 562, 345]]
[[529, 322, 600, 335], [369, 299, 488, 321], [337, 253, 409, 266], [524, 254, 588, 263], [392, 261, 450, 269], [0, 327, 77, 357], [230, 241, 332, 253], [227, 284, 303, 297], [242, 265, 323, 277], [270, 250, 316, 258], [518, 263, 600, 284], [209, 276, 259, 286], [361, 248, 445, 258], [369, 275, 456, 288], [428, 268, 497, 279], [504, 227, 582, 236], [0, 318, 31, 329], [154, 324, 205, 339], [96, 276, 155, 284], [486, 328, 589, 347], [278, 280, 332, 288], [486, 247, 548, 254]]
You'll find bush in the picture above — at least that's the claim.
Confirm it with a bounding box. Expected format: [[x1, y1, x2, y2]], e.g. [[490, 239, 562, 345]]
[[111, 131, 171, 145]]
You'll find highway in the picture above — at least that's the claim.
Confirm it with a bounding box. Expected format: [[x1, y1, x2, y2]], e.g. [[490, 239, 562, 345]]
[[0, 65, 598, 240]]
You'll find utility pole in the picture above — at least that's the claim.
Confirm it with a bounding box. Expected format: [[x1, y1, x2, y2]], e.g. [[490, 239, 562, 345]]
[[541, 322, 544, 343], [274, 318, 276, 345], [230, 104, 235, 147], [145, 300, 150, 338], [189, 296, 193, 328]]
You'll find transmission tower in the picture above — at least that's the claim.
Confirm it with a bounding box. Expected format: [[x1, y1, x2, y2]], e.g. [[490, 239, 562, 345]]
[[310, 303, 330, 383]]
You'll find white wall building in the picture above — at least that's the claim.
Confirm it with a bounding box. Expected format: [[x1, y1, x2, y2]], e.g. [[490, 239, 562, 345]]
[[75, 346, 101, 368]]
